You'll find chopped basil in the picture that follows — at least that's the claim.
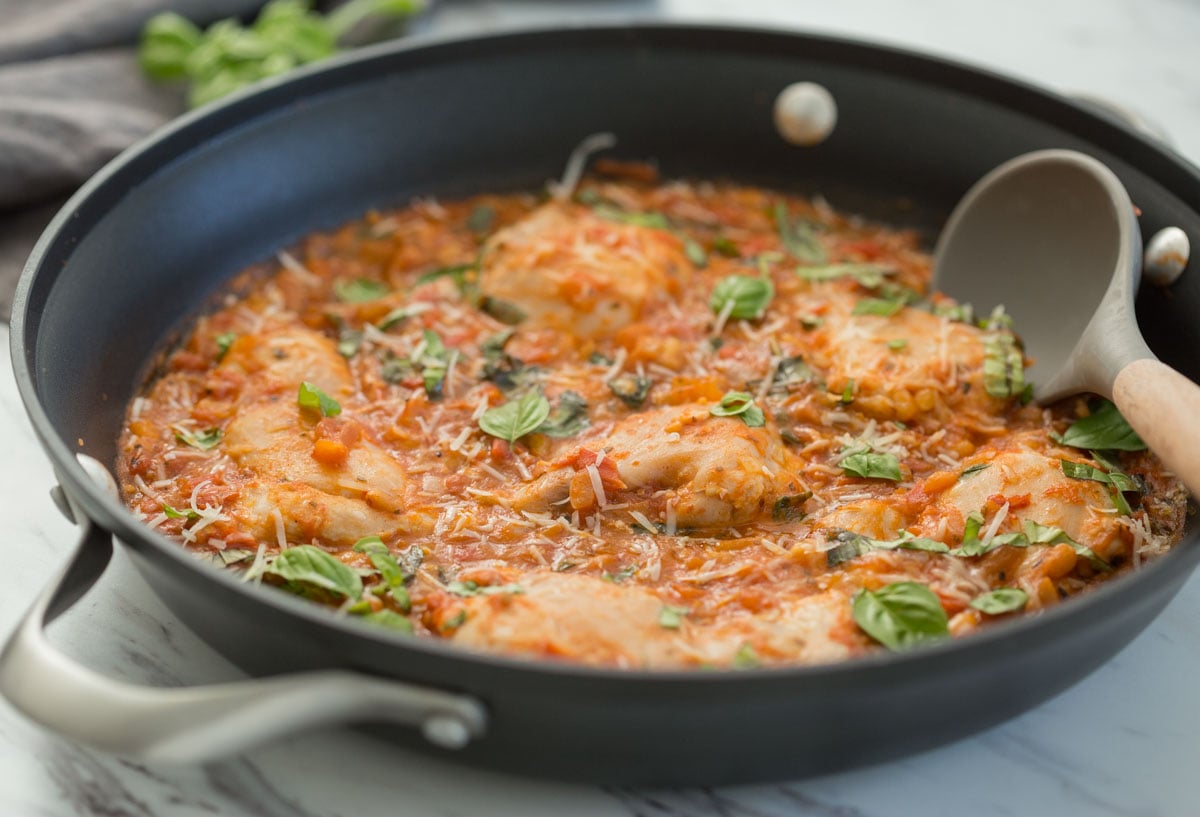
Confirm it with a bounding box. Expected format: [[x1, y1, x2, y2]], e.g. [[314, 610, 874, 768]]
[[772, 355, 815, 391], [1061, 454, 1139, 517], [1019, 383, 1035, 406], [683, 238, 708, 268], [983, 331, 1025, 399], [774, 202, 826, 263], [969, 588, 1028, 615], [215, 331, 236, 360], [733, 643, 760, 669], [852, 581, 949, 651], [608, 374, 653, 408], [710, 275, 774, 321], [441, 610, 467, 631], [480, 330, 538, 392], [712, 236, 740, 257], [852, 297, 906, 317], [415, 329, 451, 398], [602, 565, 638, 583], [376, 305, 418, 331], [297, 381, 341, 417], [266, 545, 362, 601], [356, 609, 414, 634], [353, 535, 410, 608], [658, 605, 689, 629], [591, 202, 672, 231], [215, 548, 254, 566], [415, 262, 476, 287], [396, 543, 425, 578], [337, 327, 363, 358], [466, 204, 495, 235], [478, 390, 551, 442], [887, 338, 909, 351], [981, 304, 1014, 331], [1022, 520, 1111, 571], [773, 492, 812, 522], [480, 295, 527, 325], [799, 315, 825, 330], [933, 302, 975, 324], [173, 426, 222, 451], [949, 511, 1014, 556], [334, 277, 390, 303], [840, 448, 901, 481], [380, 354, 412, 385], [959, 463, 990, 480], [162, 502, 200, 521], [840, 380, 855, 404], [825, 529, 948, 566], [538, 391, 589, 438], [1055, 400, 1146, 451], [796, 263, 891, 288], [446, 580, 525, 597], [710, 391, 766, 427], [1061, 459, 1113, 483]]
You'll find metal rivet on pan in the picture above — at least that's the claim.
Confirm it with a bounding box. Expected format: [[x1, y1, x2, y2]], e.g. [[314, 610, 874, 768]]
[[1144, 226, 1190, 286], [422, 713, 472, 750], [773, 82, 838, 146]]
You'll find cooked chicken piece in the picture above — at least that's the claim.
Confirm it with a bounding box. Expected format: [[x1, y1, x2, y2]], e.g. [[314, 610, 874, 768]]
[[219, 326, 351, 398], [512, 404, 800, 529], [478, 203, 688, 339], [449, 572, 855, 668], [231, 482, 423, 548], [916, 436, 1124, 550]]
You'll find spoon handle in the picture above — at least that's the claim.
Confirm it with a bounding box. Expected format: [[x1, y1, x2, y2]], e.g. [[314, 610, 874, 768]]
[[1112, 358, 1200, 497]]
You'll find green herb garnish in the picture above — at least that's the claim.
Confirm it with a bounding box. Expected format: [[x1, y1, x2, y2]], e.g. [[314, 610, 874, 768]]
[[608, 374, 653, 408], [658, 605, 689, 630], [683, 238, 708, 269], [538, 391, 590, 438], [983, 331, 1025, 399], [710, 275, 774, 321], [887, 338, 909, 351], [297, 381, 341, 417], [853, 297, 906, 317], [415, 329, 451, 398], [710, 391, 765, 427], [969, 588, 1028, 615], [266, 544, 362, 601], [353, 535, 411, 609], [959, 463, 990, 480], [356, 609, 414, 634], [840, 449, 902, 481], [466, 204, 495, 235], [773, 492, 813, 522], [215, 331, 237, 360], [173, 426, 223, 451], [797, 264, 891, 288], [774, 202, 826, 263], [480, 296, 527, 326], [852, 581, 949, 651], [163, 503, 200, 521], [478, 391, 550, 443], [337, 327, 363, 358], [712, 236, 740, 257], [334, 277, 390, 303], [1055, 400, 1146, 451]]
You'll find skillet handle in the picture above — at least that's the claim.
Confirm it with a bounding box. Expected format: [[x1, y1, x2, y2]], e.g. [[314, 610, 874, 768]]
[[1113, 359, 1200, 498], [0, 494, 487, 763]]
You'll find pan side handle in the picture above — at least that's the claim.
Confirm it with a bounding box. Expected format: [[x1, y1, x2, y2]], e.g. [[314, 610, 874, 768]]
[[0, 491, 487, 763]]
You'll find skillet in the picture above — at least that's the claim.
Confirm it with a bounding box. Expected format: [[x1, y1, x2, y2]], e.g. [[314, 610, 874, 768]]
[[4, 24, 1200, 786]]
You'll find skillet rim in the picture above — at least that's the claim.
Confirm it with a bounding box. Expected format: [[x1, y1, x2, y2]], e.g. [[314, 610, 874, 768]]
[[11, 21, 1200, 686]]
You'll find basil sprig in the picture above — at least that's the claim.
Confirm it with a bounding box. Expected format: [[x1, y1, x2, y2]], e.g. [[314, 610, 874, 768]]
[[334, 277, 390, 303], [825, 529, 948, 566], [710, 275, 774, 321], [840, 446, 902, 481], [266, 544, 362, 601], [774, 202, 826, 263], [1054, 400, 1146, 451], [710, 391, 765, 427], [298, 381, 341, 417], [852, 581, 949, 651], [478, 390, 551, 442], [353, 536, 411, 611], [796, 264, 891, 288], [969, 588, 1028, 615]]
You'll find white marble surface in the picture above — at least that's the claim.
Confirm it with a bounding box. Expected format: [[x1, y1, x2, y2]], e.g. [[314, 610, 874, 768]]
[[3, 0, 1200, 814]]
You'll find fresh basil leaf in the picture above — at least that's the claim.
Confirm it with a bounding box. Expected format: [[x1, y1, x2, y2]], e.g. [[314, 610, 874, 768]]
[[416, 262, 476, 289], [933, 301, 975, 324], [356, 608, 414, 634], [771, 355, 816, 393], [608, 373, 653, 408], [841, 450, 902, 481], [441, 610, 467, 631], [215, 331, 237, 360], [713, 236, 740, 257], [601, 565, 638, 583], [538, 391, 589, 438], [334, 277, 390, 303], [1057, 400, 1146, 451], [480, 295, 527, 326], [959, 463, 990, 480], [969, 588, 1028, 615], [683, 238, 708, 269], [267, 545, 362, 600], [733, 643, 760, 669], [216, 548, 255, 566], [1061, 460, 1111, 483], [396, 543, 424, 578], [298, 381, 341, 417], [415, 329, 451, 398], [983, 331, 1025, 399], [1019, 383, 1035, 405], [710, 391, 765, 427], [353, 535, 408, 588], [951, 511, 988, 556], [796, 263, 891, 288], [658, 605, 689, 629], [139, 12, 202, 80], [887, 338, 909, 351], [466, 204, 495, 235], [173, 426, 222, 451], [853, 297, 906, 317], [337, 327, 363, 358], [710, 275, 774, 321], [824, 529, 948, 564], [375, 306, 414, 331], [840, 380, 855, 404], [380, 354, 412, 384], [869, 531, 951, 553], [1022, 520, 1110, 571], [478, 390, 551, 442], [852, 581, 949, 651], [591, 202, 672, 231], [163, 503, 200, 521], [774, 202, 826, 263], [773, 492, 812, 522]]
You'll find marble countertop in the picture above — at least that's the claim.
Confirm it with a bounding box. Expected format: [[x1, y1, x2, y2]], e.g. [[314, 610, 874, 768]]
[[3, 1, 1199, 814]]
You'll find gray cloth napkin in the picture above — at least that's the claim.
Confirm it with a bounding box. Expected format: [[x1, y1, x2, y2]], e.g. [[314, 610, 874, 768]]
[[0, 0, 264, 320]]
